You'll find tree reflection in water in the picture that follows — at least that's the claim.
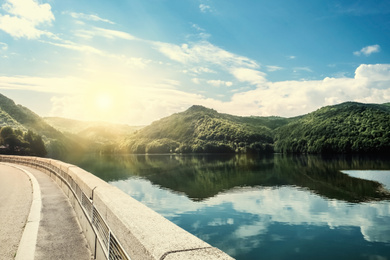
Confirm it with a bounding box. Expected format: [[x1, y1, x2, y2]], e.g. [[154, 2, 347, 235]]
[[67, 153, 390, 260]]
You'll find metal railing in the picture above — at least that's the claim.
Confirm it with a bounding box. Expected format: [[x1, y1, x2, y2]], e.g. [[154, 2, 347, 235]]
[[0, 156, 130, 260]]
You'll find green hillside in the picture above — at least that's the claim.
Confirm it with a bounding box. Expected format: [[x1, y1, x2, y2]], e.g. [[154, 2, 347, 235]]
[[0, 94, 79, 158], [120, 105, 283, 154], [2, 91, 389, 156], [274, 102, 390, 153], [0, 94, 63, 139]]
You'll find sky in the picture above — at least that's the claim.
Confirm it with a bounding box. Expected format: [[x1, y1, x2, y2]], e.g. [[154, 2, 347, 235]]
[[0, 0, 390, 125]]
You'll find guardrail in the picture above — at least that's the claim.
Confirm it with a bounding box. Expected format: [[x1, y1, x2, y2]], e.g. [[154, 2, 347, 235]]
[[0, 155, 233, 260]]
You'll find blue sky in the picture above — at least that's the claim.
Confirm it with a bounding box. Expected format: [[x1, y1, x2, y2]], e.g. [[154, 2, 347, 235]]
[[0, 0, 390, 125]]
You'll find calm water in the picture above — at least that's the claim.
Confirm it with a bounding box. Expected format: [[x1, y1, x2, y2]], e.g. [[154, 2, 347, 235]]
[[67, 154, 390, 260]]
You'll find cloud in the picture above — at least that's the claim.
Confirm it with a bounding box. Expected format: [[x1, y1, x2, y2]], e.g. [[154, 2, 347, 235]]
[[0, 0, 54, 39], [44, 39, 104, 55], [354, 44, 381, 56], [221, 64, 390, 118], [2, 0, 54, 24], [0, 75, 86, 94], [207, 80, 233, 87], [230, 68, 267, 86], [266, 65, 283, 72], [192, 23, 205, 32], [0, 42, 8, 51], [68, 12, 115, 24], [155, 41, 259, 70], [199, 4, 211, 13], [76, 27, 136, 41], [293, 67, 313, 73], [189, 67, 216, 74], [2, 63, 390, 125]]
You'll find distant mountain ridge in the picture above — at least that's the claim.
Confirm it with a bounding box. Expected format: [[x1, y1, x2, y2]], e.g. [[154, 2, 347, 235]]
[[44, 117, 142, 144], [1, 92, 389, 155]]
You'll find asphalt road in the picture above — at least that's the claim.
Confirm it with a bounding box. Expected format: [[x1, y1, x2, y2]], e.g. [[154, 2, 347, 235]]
[[0, 164, 32, 260], [0, 163, 92, 260]]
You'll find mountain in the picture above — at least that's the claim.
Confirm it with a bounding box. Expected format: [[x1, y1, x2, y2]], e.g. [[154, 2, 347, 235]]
[[120, 105, 288, 154], [0, 93, 72, 157], [0, 94, 63, 139], [274, 102, 390, 153], [2, 91, 389, 156], [44, 117, 142, 142]]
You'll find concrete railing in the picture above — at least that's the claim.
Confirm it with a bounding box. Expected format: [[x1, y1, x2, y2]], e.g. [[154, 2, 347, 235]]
[[0, 155, 233, 260]]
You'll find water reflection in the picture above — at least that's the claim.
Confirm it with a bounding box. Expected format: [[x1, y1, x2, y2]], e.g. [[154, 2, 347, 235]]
[[69, 153, 390, 202], [112, 180, 390, 259], [66, 154, 390, 259]]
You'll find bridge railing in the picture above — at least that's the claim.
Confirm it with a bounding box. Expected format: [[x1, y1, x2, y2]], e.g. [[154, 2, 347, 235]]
[[0, 155, 233, 260]]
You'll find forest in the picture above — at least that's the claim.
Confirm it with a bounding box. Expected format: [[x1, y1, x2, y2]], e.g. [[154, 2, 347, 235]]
[[120, 102, 390, 155], [1, 92, 390, 157], [119, 105, 279, 154], [274, 102, 390, 154], [0, 126, 47, 156]]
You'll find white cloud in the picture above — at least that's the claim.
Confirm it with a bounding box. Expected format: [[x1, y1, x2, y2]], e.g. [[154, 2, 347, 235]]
[[199, 4, 211, 13], [190, 67, 216, 74], [354, 44, 381, 56], [71, 21, 136, 41], [207, 80, 233, 87], [0, 75, 86, 94], [192, 78, 201, 84], [45, 39, 104, 55], [94, 27, 136, 40], [154, 41, 259, 69], [191, 23, 205, 32], [293, 67, 313, 73], [230, 68, 267, 86], [2, 64, 390, 125], [0, 0, 54, 39], [266, 65, 283, 72], [69, 12, 115, 24], [2, 0, 54, 24], [220, 64, 390, 118], [0, 42, 8, 51], [287, 55, 296, 60]]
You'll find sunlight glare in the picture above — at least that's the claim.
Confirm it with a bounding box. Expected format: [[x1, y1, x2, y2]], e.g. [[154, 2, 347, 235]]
[[96, 93, 113, 110]]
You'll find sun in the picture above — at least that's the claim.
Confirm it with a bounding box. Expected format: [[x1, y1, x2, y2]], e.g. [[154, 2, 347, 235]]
[[95, 93, 113, 110]]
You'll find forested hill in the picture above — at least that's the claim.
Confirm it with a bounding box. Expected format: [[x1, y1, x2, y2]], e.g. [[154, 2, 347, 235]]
[[2, 91, 390, 155], [0, 93, 78, 157], [274, 102, 390, 153], [0, 94, 63, 138], [120, 105, 288, 154]]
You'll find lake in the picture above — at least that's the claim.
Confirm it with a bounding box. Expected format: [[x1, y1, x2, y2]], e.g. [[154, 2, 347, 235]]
[[66, 153, 390, 260]]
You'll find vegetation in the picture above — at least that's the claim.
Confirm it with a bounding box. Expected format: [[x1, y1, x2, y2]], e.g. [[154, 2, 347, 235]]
[[0, 126, 47, 156], [70, 153, 390, 202], [120, 105, 279, 154], [0, 93, 79, 158], [120, 102, 390, 155], [1, 92, 390, 156], [274, 102, 390, 154]]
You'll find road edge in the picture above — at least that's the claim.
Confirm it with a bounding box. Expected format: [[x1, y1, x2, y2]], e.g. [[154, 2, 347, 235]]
[[3, 163, 42, 260]]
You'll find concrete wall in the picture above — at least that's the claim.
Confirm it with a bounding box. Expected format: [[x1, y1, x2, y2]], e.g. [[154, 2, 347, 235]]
[[0, 155, 234, 260]]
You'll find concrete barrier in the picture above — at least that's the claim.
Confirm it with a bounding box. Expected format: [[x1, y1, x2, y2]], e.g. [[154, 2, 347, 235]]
[[0, 155, 234, 260]]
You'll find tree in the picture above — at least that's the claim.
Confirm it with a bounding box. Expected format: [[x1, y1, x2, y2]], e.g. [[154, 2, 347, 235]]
[[24, 130, 47, 156]]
